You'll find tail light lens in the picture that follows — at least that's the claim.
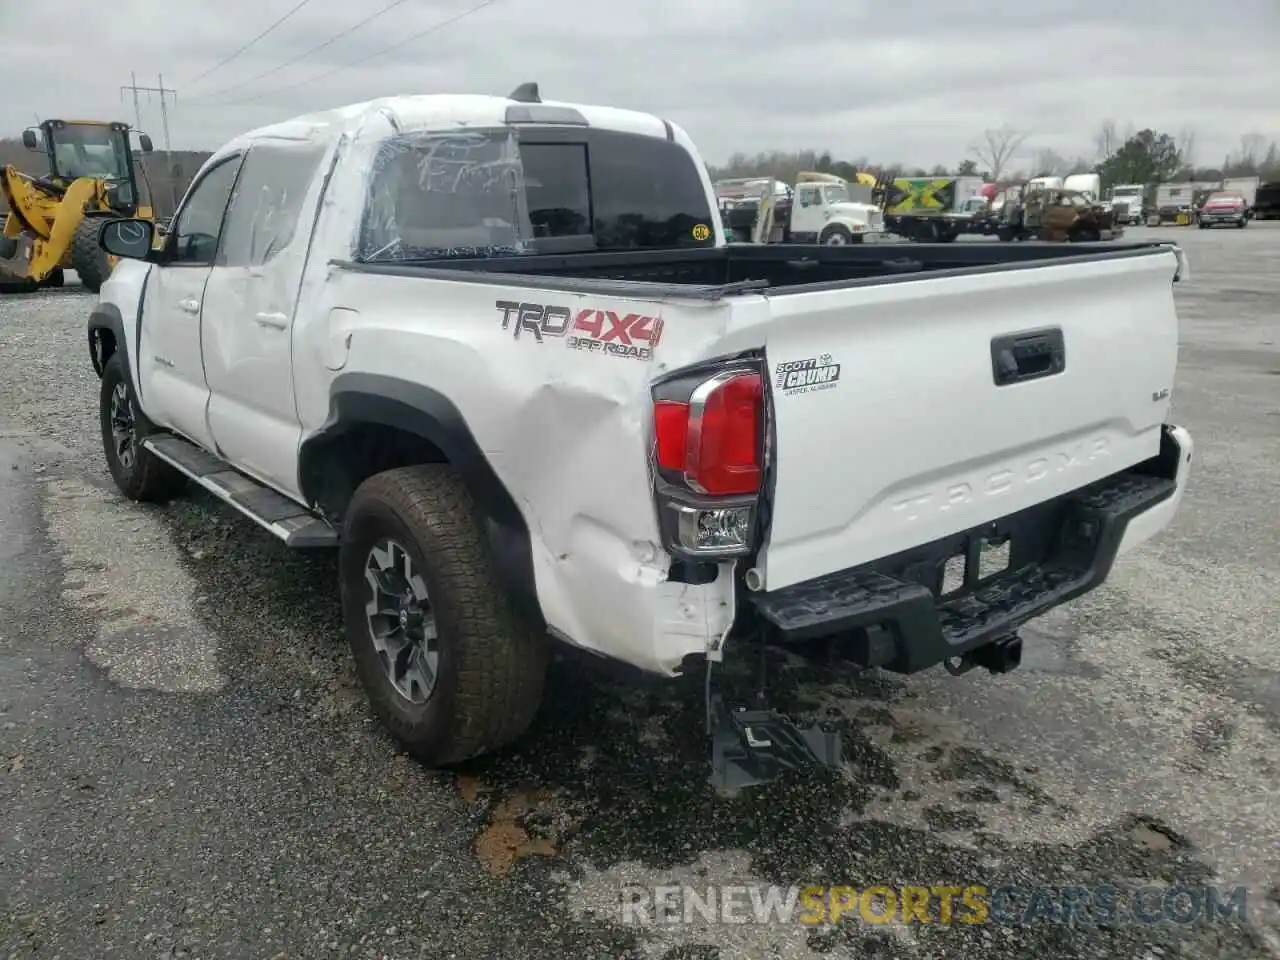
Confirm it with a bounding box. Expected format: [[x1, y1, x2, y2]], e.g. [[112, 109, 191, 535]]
[[651, 365, 765, 558], [655, 371, 762, 495]]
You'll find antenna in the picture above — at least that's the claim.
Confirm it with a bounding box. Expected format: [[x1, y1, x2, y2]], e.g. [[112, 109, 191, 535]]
[[508, 82, 540, 103]]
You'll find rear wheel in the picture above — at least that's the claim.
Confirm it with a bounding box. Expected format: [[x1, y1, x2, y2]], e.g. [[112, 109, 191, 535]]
[[71, 217, 112, 293], [339, 465, 547, 766], [99, 354, 187, 502]]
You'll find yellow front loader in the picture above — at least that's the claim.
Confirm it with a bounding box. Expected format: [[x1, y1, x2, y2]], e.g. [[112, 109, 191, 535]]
[[1, 119, 156, 294]]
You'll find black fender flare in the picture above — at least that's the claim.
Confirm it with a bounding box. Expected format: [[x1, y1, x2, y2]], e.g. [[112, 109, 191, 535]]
[[299, 373, 544, 629], [87, 301, 129, 381]]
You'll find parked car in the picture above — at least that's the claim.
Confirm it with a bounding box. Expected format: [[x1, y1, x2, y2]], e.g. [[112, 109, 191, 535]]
[[1197, 192, 1249, 228]]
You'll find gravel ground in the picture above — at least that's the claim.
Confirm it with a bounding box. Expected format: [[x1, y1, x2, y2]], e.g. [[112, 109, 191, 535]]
[[2, 225, 1278, 960]]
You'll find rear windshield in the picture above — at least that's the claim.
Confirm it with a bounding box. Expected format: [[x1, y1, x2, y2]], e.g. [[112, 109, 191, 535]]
[[354, 126, 717, 262]]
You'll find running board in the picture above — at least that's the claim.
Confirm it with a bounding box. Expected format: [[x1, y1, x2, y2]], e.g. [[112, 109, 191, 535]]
[[142, 434, 339, 548]]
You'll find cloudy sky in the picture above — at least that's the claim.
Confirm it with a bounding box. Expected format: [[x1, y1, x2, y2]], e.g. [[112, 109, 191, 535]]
[[1, 0, 1276, 169]]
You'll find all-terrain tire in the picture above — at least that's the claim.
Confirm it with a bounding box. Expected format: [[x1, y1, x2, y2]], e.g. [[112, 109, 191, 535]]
[[99, 354, 187, 502], [71, 217, 112, 293], [339, 465, 547, 766]]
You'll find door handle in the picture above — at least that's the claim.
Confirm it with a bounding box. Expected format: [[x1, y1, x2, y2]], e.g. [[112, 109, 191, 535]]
[[254, 312, 289, 330], [178, 298, 200, 314]]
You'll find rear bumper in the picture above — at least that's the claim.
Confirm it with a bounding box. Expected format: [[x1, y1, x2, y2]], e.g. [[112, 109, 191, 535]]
[[748, 424, 1192, 674]]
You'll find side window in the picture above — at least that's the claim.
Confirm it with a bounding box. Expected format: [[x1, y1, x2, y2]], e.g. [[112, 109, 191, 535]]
[[218, 142, 328, 267], [797, 186, 821, 206], [584, 133, 717, 248], [171, 157, 241, 265]]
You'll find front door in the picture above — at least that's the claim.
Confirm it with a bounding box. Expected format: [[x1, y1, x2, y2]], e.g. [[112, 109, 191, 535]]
[[200, 139, 330, 497], [790, 184, 824, 240], [138, 154, 243, 450]]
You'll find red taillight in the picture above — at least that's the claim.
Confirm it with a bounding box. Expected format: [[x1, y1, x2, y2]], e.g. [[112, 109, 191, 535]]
[[653, 371, 762, 496], [653, 401, 689, 470]]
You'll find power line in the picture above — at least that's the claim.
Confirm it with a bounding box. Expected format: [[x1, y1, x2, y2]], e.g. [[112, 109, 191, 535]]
[[185, 0, 316, 87], [186, 0, 419, 102], [217, 0, 502, 106]]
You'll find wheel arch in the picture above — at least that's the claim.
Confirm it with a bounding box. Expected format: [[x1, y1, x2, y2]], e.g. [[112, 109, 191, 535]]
[[299, 373, 545, 629], [87, 301, 127, 379]]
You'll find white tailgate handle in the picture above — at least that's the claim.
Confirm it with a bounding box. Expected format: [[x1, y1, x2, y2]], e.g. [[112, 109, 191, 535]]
[[254, 312, 289, 330], [177, 298, 200, 314]]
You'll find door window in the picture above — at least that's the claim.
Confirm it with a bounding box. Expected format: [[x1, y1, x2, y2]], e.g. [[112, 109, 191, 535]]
[[218, 142, 328, 267], [797, 186, 821, 207], [170, 157, 242, 265]]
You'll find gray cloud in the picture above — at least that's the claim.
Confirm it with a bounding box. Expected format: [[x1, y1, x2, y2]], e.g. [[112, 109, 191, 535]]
[[1, 0, 1275, 168]]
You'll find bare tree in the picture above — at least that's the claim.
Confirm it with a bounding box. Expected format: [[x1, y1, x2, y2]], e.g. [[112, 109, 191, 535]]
[[1093, 119, 1136, 161], [1176, 128, 1197, 171], [1093, 120, 1120, 161], [1033, 148, 1069, 177], [1238, 133, 1266, 170], [968, 126, 1030, 181]]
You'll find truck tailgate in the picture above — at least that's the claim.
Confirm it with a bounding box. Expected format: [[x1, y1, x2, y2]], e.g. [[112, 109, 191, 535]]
[[756, 249, 1180, 591]]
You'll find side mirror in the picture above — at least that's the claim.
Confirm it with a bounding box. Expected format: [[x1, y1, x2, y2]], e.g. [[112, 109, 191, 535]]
[[21, 129, 38, 150], [99, 218, 157, 260], [138, 133, 154, 153]]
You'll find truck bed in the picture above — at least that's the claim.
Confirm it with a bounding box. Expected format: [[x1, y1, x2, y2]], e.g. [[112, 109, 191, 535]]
[[337, 240, 1180, 299]]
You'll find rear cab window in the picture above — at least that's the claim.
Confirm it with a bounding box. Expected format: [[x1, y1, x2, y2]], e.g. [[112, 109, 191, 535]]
[[354, 126, 717, 262]]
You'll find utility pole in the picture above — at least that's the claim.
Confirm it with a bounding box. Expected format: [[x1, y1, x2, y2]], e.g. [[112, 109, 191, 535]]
[[120, 73, 179, 214]]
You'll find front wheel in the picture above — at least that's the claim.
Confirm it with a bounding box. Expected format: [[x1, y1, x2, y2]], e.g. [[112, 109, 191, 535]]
[[820, 224, 853, 245], [339, 465, 547, 766], [99, 354, 187, 502]]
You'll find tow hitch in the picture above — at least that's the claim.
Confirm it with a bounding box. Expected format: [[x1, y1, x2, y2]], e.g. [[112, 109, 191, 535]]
[[705, 638, 845, 794], [943, 632, 1023, 676]]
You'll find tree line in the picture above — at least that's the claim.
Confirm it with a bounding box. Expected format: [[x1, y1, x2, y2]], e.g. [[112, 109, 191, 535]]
[[709, 121, 1280, 189]]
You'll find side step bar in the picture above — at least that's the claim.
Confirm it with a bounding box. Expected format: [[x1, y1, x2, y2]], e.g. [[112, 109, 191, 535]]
[[143, 434, 339, 548]]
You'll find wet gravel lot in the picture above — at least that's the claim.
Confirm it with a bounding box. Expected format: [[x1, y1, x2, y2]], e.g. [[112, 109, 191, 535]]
[[2, 225, 1278, 960]]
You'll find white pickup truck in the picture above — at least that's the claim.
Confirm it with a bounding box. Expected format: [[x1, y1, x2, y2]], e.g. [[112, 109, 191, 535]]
[[88, 83, 1193, 789]]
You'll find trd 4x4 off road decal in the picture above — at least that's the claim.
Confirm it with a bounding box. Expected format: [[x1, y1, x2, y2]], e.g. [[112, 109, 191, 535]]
[[569, 309, 663, 361], [494, 299, 663, 361], [774, 354, 841, 395]]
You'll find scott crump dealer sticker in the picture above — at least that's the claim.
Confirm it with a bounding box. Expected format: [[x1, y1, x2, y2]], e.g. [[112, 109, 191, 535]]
[[774, 354, 841, 395], [691, 223, 711, 241]]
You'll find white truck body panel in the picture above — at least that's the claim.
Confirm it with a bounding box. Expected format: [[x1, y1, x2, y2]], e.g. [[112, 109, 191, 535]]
[[93, 91, 1192, 680], [1156, 182, 1193, 210], [1222, 176, 1260, 208], [1063, 173, 1102, 201]]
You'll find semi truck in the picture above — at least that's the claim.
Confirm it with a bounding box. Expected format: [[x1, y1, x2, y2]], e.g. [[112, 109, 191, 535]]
[[1108, 184, 1147, 226]]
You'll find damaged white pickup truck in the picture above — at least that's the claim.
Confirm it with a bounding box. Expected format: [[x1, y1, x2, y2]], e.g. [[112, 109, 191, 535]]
[[88, 83, 1193, 790]]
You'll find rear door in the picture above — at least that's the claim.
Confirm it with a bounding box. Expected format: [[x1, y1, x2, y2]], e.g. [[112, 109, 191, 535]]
[[754, 249, 1180, 591], [200, 139, 329, 496]]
